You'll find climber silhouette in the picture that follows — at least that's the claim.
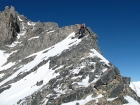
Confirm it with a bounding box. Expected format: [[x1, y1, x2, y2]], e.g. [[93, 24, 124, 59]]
[[78, 24, 91, 39]]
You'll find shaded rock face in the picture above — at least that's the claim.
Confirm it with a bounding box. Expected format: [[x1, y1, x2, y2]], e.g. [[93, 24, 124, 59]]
[[0, 7, 140, 105], [0, 6, 20, 46]]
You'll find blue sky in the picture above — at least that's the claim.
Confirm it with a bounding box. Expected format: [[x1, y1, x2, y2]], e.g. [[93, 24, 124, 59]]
[[0, 0, 140, 81]]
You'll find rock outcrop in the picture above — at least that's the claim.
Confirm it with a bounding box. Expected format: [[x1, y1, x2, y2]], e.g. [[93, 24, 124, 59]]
[[0, 6, 20, 46], [0, 6, 140, 105]]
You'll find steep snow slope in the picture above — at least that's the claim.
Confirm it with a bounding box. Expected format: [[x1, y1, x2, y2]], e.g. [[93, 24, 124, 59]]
[[123, 82, 140, 105], [0, 32, 81, 105], [0, 32, 81, 86], [124, 96, 140, 105], [0, 50, 16, 71], [130, 81, 140, 97], [0, 31, 110, 105]]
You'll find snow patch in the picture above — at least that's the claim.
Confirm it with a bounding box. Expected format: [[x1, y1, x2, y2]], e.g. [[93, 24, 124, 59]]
[[0, 73, 4, 78], [6, 41, 22, 47], [0, 50, 14, 71], [17, 22, 27, 39], [89, 49, 110, 66], [54, 65, 64, 71], [107, 97, 117, 101], [27, 21, 36, 28], [71, 75, 82, 79], [0, 62, 15, 71], [123, 96, 140, 105], [28, 36, 39, 40], [18, 16, 23, 21], [0, 50, 8, 68], [0, 50, 18, 71], [18, 22, 26, 34], [17, 31, 26, 37], [130, 82, 140, 97], [102, 68, 108, 72], [10, 50, 18, 55], [71, 68, 81, 74], [0, 32, 82, 88], [47, 30, 55, 33], [0, 61, 59, 105], [77, 75, 90, 87], [61, 94, 103, 105], [72, 75, 90, 87]]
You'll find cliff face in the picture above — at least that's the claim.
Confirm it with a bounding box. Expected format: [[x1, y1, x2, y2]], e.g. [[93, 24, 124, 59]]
[[0, 6, 20, 46], [0, 7, 140, 105]]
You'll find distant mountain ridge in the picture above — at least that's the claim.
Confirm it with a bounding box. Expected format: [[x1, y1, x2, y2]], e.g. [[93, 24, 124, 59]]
[[0, 6, 140, 105]]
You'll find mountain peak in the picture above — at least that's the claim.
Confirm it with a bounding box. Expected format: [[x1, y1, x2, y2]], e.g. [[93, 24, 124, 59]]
[[0, 7, 140, 105], [4, 6, 14, 12], [0, 6, 20, 46]]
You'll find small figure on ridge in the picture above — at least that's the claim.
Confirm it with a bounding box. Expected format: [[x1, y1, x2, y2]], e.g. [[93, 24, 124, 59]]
[[78, 24, 91, 39]]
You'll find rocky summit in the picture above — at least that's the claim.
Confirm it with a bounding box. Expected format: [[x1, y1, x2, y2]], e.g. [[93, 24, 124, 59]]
[[0, 6, 140, 105]]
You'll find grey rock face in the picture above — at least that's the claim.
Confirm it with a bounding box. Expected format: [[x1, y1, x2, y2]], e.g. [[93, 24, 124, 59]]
[[0, 6, 20, 46], [0, 6, 140, 105]]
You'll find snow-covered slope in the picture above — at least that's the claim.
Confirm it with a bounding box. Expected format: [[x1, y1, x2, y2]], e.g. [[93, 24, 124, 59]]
[[0, 32, 82, 105], [124, 96, 140, 105], [0, 32, 109, 105], [122, 82, 140, 105], [130, 81, 140, 97]]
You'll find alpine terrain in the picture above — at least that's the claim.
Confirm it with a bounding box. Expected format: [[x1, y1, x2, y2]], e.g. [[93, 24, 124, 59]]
[[0, 6, 140, 105]]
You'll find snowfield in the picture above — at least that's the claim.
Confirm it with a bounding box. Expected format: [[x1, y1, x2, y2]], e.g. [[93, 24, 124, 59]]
[[130, 81, 140, 97], [0, 32, 83, 105], [124, 96, 140, 105], [123, 82, 140, 105]]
